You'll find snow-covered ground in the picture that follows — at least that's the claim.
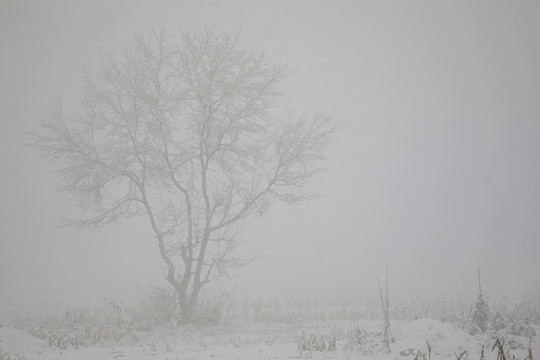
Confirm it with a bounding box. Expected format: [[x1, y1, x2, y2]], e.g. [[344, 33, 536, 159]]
[[1, 318, 537, 359]]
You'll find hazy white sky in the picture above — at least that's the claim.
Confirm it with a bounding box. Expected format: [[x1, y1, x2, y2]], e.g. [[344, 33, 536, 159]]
[[1, 0, 540, 312]]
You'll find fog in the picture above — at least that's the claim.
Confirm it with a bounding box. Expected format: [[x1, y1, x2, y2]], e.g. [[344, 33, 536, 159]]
[[1, 0, 540, 314]]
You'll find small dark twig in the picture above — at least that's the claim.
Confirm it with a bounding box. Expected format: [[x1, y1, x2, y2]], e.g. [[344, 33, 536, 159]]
[[426, 340, 432, 360], [492, 337, 506, 360], [454, 350, 467, 360]]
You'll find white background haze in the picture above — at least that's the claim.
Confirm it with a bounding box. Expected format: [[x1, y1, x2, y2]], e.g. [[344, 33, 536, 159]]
[[1, 0, 540, 313]]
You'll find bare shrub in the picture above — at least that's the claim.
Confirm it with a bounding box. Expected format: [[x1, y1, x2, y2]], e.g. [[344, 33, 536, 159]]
[[297, 331, 336, 358], [0, 345, 28, 360]]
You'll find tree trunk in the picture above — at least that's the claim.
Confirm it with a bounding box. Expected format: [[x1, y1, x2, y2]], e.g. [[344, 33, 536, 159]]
[[179, 296, 197, 323], [176, 282, 202, 324]]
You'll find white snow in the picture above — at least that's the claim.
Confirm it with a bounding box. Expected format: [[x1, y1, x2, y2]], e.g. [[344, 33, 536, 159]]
[[1, 318, 538, 360]]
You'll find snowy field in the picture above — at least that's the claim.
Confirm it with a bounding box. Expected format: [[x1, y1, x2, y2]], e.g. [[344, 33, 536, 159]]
[[0, 318, 537, 359], [1, 298, 538, 360]]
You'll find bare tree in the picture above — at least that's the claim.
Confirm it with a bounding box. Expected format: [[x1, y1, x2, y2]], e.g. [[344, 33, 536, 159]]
[[377, 265, 391, 353], [32, 28, 333, 323], [469, 266, 488, 334]]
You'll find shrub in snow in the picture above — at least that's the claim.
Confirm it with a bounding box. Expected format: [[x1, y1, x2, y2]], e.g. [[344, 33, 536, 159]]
[[15, 304, 141, 349], [144, 286, 181, 327], [297, 331, 336, 356], [507, 318, 535, 337], [0, 345, 28, 360], [468, 294, 488, 334], [347, 318, 364, 348], [191, 298, 225, 326], [489, 301, 537, 337]]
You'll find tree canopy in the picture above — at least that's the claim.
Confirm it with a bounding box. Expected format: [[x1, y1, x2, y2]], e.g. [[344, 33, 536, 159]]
[[33, 28, 334, 322]]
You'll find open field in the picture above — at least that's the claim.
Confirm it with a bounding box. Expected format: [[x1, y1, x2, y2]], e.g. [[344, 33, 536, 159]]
[[1, 295, 538, 359]]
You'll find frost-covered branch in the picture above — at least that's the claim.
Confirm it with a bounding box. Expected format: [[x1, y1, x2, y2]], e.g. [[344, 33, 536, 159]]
[[32, 28, 333, 323]]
